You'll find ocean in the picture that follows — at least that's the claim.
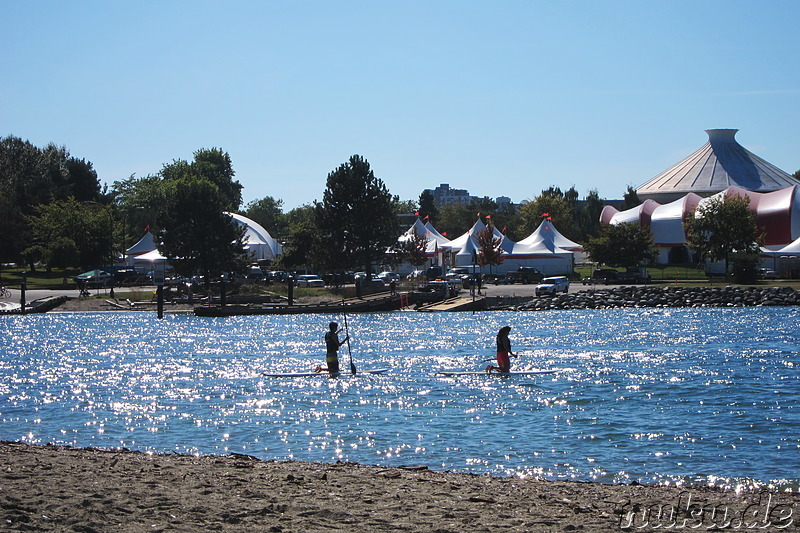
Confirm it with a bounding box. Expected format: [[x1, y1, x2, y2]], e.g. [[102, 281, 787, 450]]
[[1, 307, 797, 491]]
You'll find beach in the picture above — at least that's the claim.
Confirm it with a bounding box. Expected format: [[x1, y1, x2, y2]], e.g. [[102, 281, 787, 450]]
[[1, 442, 796, 532]]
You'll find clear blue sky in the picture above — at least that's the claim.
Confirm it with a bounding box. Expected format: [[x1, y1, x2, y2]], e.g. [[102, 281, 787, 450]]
[[2, 1, 798, 210]]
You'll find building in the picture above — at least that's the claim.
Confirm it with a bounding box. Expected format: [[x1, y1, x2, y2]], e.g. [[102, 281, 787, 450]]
[[426, 183, 473, 206]]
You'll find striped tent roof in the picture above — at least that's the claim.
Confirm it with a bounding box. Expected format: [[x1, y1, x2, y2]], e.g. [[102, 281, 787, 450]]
[[637, 129, 798, 203]]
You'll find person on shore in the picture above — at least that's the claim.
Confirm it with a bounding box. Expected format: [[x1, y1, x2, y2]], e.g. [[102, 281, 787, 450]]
[[486, 325, 515, 373], [315, 321, 349, 374]]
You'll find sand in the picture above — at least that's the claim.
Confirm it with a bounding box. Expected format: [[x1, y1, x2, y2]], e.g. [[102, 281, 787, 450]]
[[1, 442, 797, 532]]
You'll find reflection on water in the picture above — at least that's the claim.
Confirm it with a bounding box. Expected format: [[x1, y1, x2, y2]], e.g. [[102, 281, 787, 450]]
[[1, 307, 798, 491]]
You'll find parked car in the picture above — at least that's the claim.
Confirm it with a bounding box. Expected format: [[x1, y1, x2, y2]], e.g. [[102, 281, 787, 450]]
[[535, 276, 570, 296], [757, 268, 778, 280], [295, 274, 325, 288], [582, 267, 651, 285], [505, 266, 544, 284], [244, 266, 266, 282], [74, 269, 113, 288], [377, 271, 401, 281], [425, 266, 443, 279], [406, 269, 425, 280], [582, 268, 620, 285]]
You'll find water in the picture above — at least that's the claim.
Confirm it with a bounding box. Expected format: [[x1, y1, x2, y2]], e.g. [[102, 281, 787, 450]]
[[1, 307, 798, 491]]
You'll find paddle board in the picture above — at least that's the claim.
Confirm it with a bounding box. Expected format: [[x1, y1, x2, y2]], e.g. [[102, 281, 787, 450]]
[[436, 369, 559, 376], [262, 368, 391, 378]]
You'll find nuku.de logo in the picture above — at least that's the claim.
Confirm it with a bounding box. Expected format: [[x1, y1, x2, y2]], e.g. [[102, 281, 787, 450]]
[[617, 491, 794, 530]]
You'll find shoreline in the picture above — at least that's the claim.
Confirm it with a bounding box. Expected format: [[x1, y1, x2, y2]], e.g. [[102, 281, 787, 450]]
[[1, 442, 796, 531]]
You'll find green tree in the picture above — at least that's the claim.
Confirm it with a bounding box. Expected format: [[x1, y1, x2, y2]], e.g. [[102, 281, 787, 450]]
[[418, 190, 439, 222], [243, 196, 286, 238], [683, 194, 762, 276], [313, 155, 398, 274], [621, 185, 641, 210], [518, 195, 574, 239], [24, 198, 112, 271], [189, 148, 242, 211], [584, 222, 658, 269], [157, 176, 246, 281], [278, 205, 315, 269], [436, 204, 479, 240], [574, 189, 604, 241], [0, 136, 102, 264], [159, 148, 242, 211]]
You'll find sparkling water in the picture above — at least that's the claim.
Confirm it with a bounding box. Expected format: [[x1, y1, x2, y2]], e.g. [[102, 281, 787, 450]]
[[1, 307, 797, 491]]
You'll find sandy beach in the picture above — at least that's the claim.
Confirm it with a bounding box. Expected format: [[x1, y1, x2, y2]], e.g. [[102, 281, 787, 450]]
[[1, 441, 796, 532]]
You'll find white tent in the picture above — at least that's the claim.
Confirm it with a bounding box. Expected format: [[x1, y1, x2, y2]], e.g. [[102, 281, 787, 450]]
[[444, 218, 574, 275], [133, 249, 167, 262], [445, 218, 512, 255], [125, 231, 157, 256], [423, 220, 452, 247], [517, 219, 583, 252], [502, 220, 574, 275], [227, 212, 283, 260]]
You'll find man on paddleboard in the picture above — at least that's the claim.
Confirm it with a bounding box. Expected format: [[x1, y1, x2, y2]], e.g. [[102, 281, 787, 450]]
[[315, 322, 349, 374], [486, 325, 515, 373]]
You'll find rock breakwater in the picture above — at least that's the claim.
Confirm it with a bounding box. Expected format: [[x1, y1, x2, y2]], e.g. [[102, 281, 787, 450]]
[[517, 285, 800, 311]]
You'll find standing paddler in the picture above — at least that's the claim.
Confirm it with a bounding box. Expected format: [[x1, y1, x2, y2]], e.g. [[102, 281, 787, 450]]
[[315, 321, 349, 374]]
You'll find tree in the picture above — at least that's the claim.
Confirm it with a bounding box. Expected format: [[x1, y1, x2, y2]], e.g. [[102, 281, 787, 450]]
[[683, 194, 762, 275], [157, 176, 246, 281], [397, 227, 430, 270], [574, 189, 604, 241], [159, 148, 243, 211], [278, 205, 316, 270], [190, 148, 242, 211], [584, 222, 658, 269], [621, 185, 640, 210], [243, 196, 286, 238], [437, 204, 480, 239], [518, 194, 574, 239], [0, 136, 102, 264], [476, 219, 504, 272], [313, 155, 398, 274], [418, 190, 438, 222], [24, 198, 112, 271]]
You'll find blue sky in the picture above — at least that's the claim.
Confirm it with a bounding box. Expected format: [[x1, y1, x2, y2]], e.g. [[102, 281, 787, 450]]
[[2, 1, 798, 210]]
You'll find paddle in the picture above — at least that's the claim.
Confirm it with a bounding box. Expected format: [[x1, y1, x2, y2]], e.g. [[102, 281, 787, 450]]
[[342, 300, 356, 374]]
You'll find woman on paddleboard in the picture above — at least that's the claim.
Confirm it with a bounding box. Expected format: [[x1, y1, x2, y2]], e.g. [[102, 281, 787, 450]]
[[315, 322, 349, 374], [486, 325, 515, 373]]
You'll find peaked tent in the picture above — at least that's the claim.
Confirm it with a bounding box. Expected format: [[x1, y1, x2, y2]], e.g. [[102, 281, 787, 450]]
[[503, 220, 574, 275], [637, 129, 799, 203], [423, 220, 452, 247], [444, 218, 573, 275], [125, 231, 157, 256], [396, 217, 440, 255], [517, 219, 583, 252]]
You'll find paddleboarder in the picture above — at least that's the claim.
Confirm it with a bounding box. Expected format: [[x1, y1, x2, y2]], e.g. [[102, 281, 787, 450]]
[[486, 325, 516, 373], [315, 321, 349, 374]]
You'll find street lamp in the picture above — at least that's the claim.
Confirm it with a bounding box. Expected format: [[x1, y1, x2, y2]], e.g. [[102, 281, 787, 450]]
[[84, 201, 115, 298]]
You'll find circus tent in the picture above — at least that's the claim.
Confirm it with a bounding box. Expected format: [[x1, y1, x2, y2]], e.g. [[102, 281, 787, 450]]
[[637, 129, 799, 203], [602, 186, 800, 263]]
